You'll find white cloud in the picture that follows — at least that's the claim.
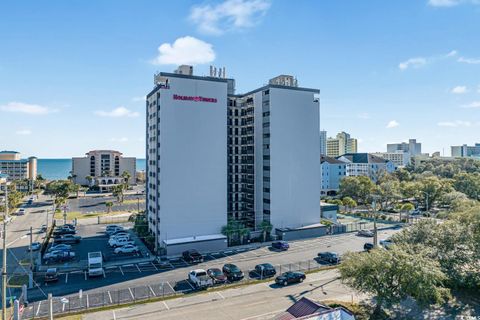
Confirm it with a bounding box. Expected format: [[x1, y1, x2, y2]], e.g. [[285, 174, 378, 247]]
[[0, 102, 55, 115], [190, 0, 271, 35], [386, 120, 399, 128], [15, 129, 32, 135], [131, 96, 146, 102], [438, 120, 472, 127], [94, 106, 139, 118], [458, 56, 480, 64], [428, 0, 480, 6], [110, 137, 129, 142], [428, 0, 461, 7], [446, 50, 458, 57], [461, 101, 480, 108], [451, 86, 468, 94], [357, 113, 371, 119], [398, 57, 427, 70], [151, 36, 215, 66]]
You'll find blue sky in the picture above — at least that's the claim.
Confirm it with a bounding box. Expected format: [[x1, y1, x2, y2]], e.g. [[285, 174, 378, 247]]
[[1, 0, 479, 158]]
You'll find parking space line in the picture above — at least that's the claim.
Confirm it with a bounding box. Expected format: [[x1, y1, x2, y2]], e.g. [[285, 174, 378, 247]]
[[108, 291, 113, 303], [150, 262, 158, 271], [65, 273, 68, 284], [35, 301, 42, 316], [168, 262, 175, 269], [166, 281, 174, 292], [119, 266, 124, 276], [84, 271, 87, 281], [103, 269, 106, 278], [128, 288, 134, 299], [163, 301, 169, 310], [86, 294, 89, 308], [136, 264, 141, 272], [62, 301, 66, 312], [185, 280, 195, 290], [148, 285, 156, 296], [216, 292, 225, 300]]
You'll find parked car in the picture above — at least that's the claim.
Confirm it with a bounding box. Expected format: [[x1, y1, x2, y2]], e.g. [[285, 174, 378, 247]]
[[106, 226, 124, 235], [53, 227, 76, 236], [17, 208, 25, 216], [54, 234, 81, 244], [275, 271, 306, 286], [44, 268, 58, 283], [357, 229, 374, 237], [29, 242, 41, 251], [188, 269, 214, 289], [109, 237, 135, 248], [44, 250, 75, 262], [380, 239, 394, 249], [63, 224, 76, 230], [222, 264, 244, 281], [114, 245, 139, 254], [48, 244, 72, 252], [182, 250, 204, 264], [109, 232, 130, 240], [410, 209, 421, 216], [271, 241, 289, 251], [317, 252, 340, 264], [39, 224, 47, 233], [252, 263, 276, 278], [363, 243, 374, 251], [106, 224, 122, 232], [207, 268, 227, 284]]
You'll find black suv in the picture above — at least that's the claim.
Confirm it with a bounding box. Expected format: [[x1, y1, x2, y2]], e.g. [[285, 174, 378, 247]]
[[222, 264, 244, 281], [363, 243, 374, 251], [317, 252, 340, 264], [275, 271, 305, 286], [182, 250, 204, 263], [251, 263, 276, 278]]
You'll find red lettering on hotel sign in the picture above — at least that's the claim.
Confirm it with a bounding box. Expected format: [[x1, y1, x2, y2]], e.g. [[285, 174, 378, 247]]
[[173, 94, 218, 103]]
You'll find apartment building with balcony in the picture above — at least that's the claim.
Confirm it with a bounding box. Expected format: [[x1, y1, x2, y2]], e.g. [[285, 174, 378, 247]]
[[146, 67, 320, 254], [72, 150, 136, 191], [0, 151, 37, 181]]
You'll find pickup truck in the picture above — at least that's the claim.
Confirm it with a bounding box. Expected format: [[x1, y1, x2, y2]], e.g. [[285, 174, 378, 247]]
[[188, 269, 214, 289], [182, 250, 204, 263], [44, 250, 75, 262], [54, 234, 81, 244]]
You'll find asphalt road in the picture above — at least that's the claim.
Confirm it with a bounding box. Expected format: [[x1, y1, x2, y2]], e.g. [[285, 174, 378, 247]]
[[25, 227, 399, 304], [82, 268, 358, 320], [1, 194, 54, 301]]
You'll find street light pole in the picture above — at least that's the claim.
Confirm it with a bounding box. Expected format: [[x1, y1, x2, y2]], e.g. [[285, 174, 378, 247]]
[[2, 183, 8, 320]]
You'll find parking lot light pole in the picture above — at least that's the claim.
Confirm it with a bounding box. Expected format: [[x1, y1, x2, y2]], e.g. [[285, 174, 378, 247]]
[[2, 181, 8, 320]]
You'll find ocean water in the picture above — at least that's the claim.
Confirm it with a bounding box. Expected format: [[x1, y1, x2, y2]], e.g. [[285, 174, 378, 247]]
[[37, 159, 146, 180]]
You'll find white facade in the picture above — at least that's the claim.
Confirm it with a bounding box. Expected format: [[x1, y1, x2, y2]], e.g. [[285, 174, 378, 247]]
[[72, 150, 136, 188], [146, 72, 228, 250], [372, 151, 409, 167], [337, 153, 395, 182], [387, 139, 421, 157], [0, 151, 37, 181], [259, 86, 321, 230], [320, 155, 346, 196], [320, 130, 327, 156]]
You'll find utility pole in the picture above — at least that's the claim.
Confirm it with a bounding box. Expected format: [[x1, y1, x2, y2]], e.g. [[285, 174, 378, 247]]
[[29, 226, 33, 269], [2, 183, 8, 320], [371, 195, 380, 248]]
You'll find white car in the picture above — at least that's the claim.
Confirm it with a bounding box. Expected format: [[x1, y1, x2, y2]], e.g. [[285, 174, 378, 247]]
[[106, 226, 125, 236], [357, 229, 374, 237], [48, 244, 72, 252], [109, 237, 134, 248], [380, 239, 394, 249], [114, 245, 139, 254], [109, 232, 130, 240], [188, 269, 214, 289]]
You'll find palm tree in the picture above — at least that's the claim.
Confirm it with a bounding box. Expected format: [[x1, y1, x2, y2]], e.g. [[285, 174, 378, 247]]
[[401, 203, 415, 223], [121, 171, 131, 186], [105, 201, 113, 213], [238, 226, 250, 245], [85, 176, 93, 187], [259, 220, 273, 242], [221, 221, 237, 246], [112, 184, 124, 203], [71, 184, 80, 198]]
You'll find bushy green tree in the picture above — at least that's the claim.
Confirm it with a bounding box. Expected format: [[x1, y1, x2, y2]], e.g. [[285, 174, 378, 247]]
[[339, 176, 376, 205], [339, 247, 450, 315]]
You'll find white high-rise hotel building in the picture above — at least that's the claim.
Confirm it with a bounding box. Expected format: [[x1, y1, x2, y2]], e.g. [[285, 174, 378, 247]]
[[146, 66, 320, 254]]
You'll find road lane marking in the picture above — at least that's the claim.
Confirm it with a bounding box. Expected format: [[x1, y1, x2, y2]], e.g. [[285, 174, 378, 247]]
[[136, 264, 141, 272], [128, 288, 134, 299], [113, 311, 116, 320], [163, 301, 169, 310], [148, 285, 156, 296], [108, 291, 113, 303], [119, 266, 124, 276]]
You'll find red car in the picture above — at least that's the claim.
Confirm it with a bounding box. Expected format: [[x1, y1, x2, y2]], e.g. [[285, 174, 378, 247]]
[[207, 268, 227, 284]]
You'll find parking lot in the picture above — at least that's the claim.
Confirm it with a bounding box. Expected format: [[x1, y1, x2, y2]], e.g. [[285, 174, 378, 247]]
[[41, 222, 151, 269], [67, 195, 145, 214]]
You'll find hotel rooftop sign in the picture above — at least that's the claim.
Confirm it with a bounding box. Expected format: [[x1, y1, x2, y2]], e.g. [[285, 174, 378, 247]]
[[173, 94, 218, 103]]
